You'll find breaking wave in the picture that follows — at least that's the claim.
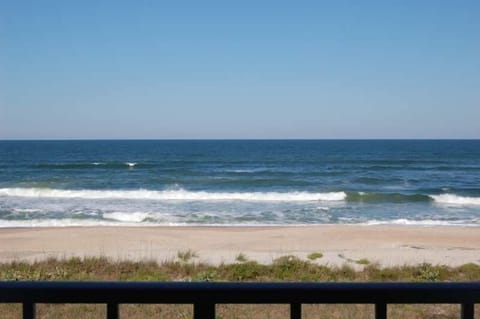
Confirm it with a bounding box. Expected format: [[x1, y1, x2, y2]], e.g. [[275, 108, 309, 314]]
[[430, 194, 480, 206], [103, 212, 151, 222], [0, 188, 346, 202], [346, 192, 431, 203]]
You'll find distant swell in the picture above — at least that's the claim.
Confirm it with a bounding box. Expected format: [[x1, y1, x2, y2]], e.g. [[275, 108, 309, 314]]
[[0, 188, 346, 202], [35, 162, 143, 169]]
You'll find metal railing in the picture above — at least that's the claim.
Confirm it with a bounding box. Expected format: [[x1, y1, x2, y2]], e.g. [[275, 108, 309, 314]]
[[0, 282, 479, 319]]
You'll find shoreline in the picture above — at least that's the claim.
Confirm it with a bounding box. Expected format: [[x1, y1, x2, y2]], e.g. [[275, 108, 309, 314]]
[[3, 223, 480, 229], [1, 225, 479, 267]]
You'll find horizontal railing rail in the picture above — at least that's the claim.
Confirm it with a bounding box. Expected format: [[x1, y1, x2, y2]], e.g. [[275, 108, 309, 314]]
[[0, 282, 479, 319]]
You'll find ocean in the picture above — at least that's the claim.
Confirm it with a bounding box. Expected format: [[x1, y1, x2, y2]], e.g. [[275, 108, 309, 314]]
[[0, 140, 479, 227]]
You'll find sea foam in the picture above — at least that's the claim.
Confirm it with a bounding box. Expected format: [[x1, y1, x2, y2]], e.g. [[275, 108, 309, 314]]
[[0, 188, 346, 202], [363, 218, 478, 226], [430, 194, 480, 206], [103, 212, 151, 222], [0, 219, 159, 228]]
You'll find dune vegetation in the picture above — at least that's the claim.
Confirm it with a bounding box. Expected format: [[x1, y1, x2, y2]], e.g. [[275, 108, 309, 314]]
[[1, 255, 480, 318]]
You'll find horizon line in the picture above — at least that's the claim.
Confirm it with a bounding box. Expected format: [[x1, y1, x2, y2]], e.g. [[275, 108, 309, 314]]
[[1, 138, 479, 141]]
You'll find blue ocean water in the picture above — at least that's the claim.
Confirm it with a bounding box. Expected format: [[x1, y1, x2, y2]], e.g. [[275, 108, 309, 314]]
[[0, 140, 479, 227]]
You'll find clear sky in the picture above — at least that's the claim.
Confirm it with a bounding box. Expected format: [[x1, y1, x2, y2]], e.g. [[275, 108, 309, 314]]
[[1, 1, 479, 139]]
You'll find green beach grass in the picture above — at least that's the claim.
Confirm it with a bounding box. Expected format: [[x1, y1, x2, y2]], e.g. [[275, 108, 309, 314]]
[[1, 256, 480, 318]]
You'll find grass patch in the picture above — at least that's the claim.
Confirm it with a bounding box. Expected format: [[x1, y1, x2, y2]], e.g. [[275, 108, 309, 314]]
[[1, 257, 479, 283], [235, 253, 248, 262], [307, 252, 324, 260], [177, 250, 198, 263], [339, 254, 371, 266], [356, 258, 370, 265], [1, 257, 479, 318]]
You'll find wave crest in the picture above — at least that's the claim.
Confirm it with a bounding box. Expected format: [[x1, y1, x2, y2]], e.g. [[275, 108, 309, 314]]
[[0, 188, 346, 202], [346, 192, 431, 203], [103, 212, 150, 222], [430, 194, 480, 206], [35, 162, 142, 169]]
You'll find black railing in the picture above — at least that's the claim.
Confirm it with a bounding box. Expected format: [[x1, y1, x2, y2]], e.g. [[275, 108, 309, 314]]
[[0, 282, 479, 319]]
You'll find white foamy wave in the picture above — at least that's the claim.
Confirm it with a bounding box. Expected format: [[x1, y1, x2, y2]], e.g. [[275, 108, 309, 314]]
[[0, 188, 346, 202], [0, 219, 310, 228], [363, 219, 478, 226], [125, 162, 137, 167], [0, 219, 163, 228], [103, 212, 151, 223], [13, 208, 41, 213], [430, 194, 480, 206], [225, 168, 268, 173]]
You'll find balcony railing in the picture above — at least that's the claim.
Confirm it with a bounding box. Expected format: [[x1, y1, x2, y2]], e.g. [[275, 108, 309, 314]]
[[0, 282, 479, 319]]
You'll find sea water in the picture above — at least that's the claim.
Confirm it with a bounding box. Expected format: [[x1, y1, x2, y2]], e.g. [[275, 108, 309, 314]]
[[0, 140, 479, 227]]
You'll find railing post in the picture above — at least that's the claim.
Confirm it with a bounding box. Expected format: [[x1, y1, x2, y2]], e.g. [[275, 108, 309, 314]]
[[23, 302, 36, 319], [375, 303, 387, 319], [290, 303, 301, 319], [461, 303, 474, 319], [107, 303, 119, 319], [194, 302, 215, 319]]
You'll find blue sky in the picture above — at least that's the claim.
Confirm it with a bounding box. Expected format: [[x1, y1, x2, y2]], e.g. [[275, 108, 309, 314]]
[[1, 1, 479, 139]]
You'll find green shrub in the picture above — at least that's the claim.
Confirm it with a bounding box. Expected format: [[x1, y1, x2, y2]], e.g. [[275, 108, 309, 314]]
[[307, 252, 323, 260], [177, 250, 198, 263], [235, 253, 248, 262]]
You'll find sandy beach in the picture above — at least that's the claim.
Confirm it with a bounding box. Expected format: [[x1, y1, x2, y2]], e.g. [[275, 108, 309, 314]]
[[1, 225, 479, 267]]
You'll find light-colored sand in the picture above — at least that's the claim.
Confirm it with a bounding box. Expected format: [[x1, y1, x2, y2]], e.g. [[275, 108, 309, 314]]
[[1, 226, 479, 267]]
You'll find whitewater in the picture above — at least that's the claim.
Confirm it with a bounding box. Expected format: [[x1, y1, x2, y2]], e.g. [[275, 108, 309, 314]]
[[1, 140, 479, 227]]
